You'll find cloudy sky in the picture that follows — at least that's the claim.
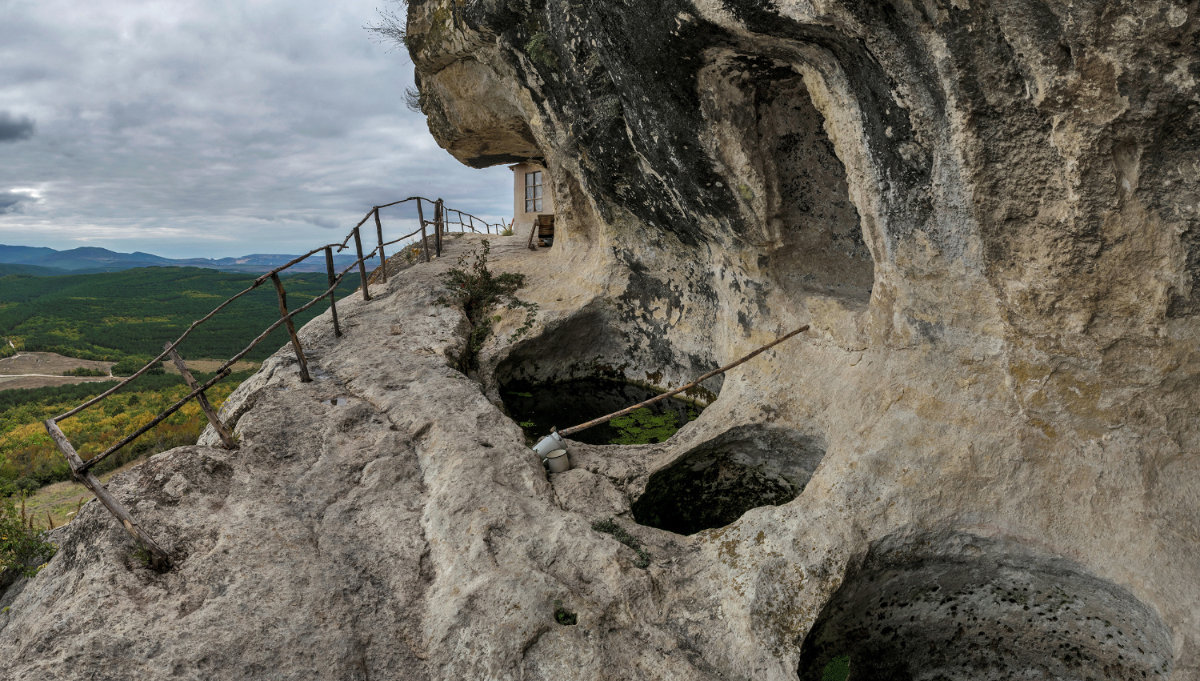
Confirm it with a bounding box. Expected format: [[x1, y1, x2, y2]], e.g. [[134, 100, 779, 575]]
[[0, 0, 511, 258]]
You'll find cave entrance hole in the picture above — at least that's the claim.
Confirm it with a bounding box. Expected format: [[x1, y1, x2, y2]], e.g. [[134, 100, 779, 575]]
[[700, 53, 875, 303], [493, 307, 716, 446], [797, 533, 1174, 681], [631, 425, 826, 535], [500, 378, 702, 446]]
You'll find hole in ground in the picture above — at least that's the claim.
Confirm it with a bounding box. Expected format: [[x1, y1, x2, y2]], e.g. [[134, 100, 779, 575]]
[[500, 378, 702, 445], [631, 424, 826, 535], [492, 304, 720, 445], [797, 532, 1174, 681]]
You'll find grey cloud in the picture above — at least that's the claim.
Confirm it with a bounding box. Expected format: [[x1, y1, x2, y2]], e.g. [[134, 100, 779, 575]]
[[0, 191, 32, 214], [0, 112, 35, 142], [300, 215, 341, 230], [0, 0, 512, 258]]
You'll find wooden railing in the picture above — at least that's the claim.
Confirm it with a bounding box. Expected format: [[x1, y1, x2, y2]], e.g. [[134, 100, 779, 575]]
[[43, 196, 504, 569]]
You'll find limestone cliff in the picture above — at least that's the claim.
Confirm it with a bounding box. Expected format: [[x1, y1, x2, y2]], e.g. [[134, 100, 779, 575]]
[[1, 2, 1198, 680]]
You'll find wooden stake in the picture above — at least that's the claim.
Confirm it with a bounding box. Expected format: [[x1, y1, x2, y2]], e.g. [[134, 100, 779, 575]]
[[324, 246, 342, 337], [353, 226, 371, 301], [270, 273, 312, 383], [45, 419, 171, 571], [420, 216, 432, 263], [434, 199, 444, 258], [559, 325, 810, 437], [374, 207, 387, 283], [165, 343, 236, 449]]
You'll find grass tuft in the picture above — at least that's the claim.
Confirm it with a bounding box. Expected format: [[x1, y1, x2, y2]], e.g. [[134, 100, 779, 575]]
[[592, 517, 650, 569]]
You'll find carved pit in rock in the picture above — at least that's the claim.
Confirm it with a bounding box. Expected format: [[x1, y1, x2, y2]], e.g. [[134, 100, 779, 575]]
[[631, 425, 825, 535], [797, 533, 1175, 681], [493, 306, 719, 444], [500, 378, 702, 445]]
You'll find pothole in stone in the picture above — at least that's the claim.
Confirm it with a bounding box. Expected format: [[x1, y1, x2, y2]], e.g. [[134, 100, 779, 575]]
[[500, 378, 702, 445], [631, 424, 825, 535], [797, 532, 1174, 681], [320, 396, 349, 407]]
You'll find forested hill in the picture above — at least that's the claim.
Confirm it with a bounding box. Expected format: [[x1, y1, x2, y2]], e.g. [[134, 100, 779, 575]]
[[0, 244, 359, 274], [0, 266, 358, 362]]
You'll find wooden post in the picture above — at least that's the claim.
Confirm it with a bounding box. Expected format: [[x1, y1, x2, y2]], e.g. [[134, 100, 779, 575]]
[[353, 226, 371, 301], [324, 246, 342, 337], [434, 199, 444, 258], [45, 419, 171, 571], [374, 207, 387, 284], [420, 216, 432, 264], [165, 343, 236, 449], [270, 273, 312, 382]]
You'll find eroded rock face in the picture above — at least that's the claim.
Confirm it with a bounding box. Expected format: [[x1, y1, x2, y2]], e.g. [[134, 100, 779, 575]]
[[1, 2, 1197, 680], [406, 0, 1200, 677]]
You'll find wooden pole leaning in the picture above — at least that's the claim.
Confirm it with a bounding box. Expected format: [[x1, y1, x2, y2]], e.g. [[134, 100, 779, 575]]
[[270, 273, 312, 383], [353, 226, 371, 301], [45, 419, 171, 571], [324, 246, 342, 337], [374, 207, 387, 284], [165, 343, 236, 449], [559, 325, 811, 437]]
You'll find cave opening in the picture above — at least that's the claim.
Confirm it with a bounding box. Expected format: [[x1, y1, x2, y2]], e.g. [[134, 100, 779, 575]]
[[700, 53, 875, 303], [631, 425, 826, 535], [500, 378, 702, 445], [492, 307, 718, 446], [797, 533, 1174, 681]]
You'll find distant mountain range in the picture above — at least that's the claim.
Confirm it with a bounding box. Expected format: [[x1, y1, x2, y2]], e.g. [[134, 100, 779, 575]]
[[0, 244, 360, 275]]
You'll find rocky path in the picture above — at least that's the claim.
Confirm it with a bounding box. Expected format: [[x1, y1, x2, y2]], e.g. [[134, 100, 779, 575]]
[[0, 232, 1193, 680]]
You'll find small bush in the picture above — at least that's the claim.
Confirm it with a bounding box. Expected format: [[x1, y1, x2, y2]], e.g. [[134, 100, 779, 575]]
[[525, 31, 559, 70], [437, 240, 537, 374], [62, 367, 107, 377], [111, 357, 164, 377], [822, 655, 851, 681], [0, 495, 57, 578], [553, 599, 577, 626]]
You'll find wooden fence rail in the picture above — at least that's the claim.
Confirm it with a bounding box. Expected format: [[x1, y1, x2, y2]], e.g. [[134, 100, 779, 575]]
[[43, 195, 505, 569]]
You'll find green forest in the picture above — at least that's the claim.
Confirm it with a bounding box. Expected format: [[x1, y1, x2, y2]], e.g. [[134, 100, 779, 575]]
[[0, 265, 357, 363], [0, 371, 254, 494], [0, 265, 362, 505]]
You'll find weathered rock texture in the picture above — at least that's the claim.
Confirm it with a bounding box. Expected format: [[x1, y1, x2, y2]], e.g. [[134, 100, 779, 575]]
[[2, 1, 1198, 680]]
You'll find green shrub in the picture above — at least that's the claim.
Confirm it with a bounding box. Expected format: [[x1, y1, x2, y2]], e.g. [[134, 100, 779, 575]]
[[62, 367, 107, 377], [553, 599, 577, 626], [524, 31, 559, 70], [0, 495, 57, 578], [822, 655, 851, 681], [437, 240, 537, 374], [111, 357, 164, 377]]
